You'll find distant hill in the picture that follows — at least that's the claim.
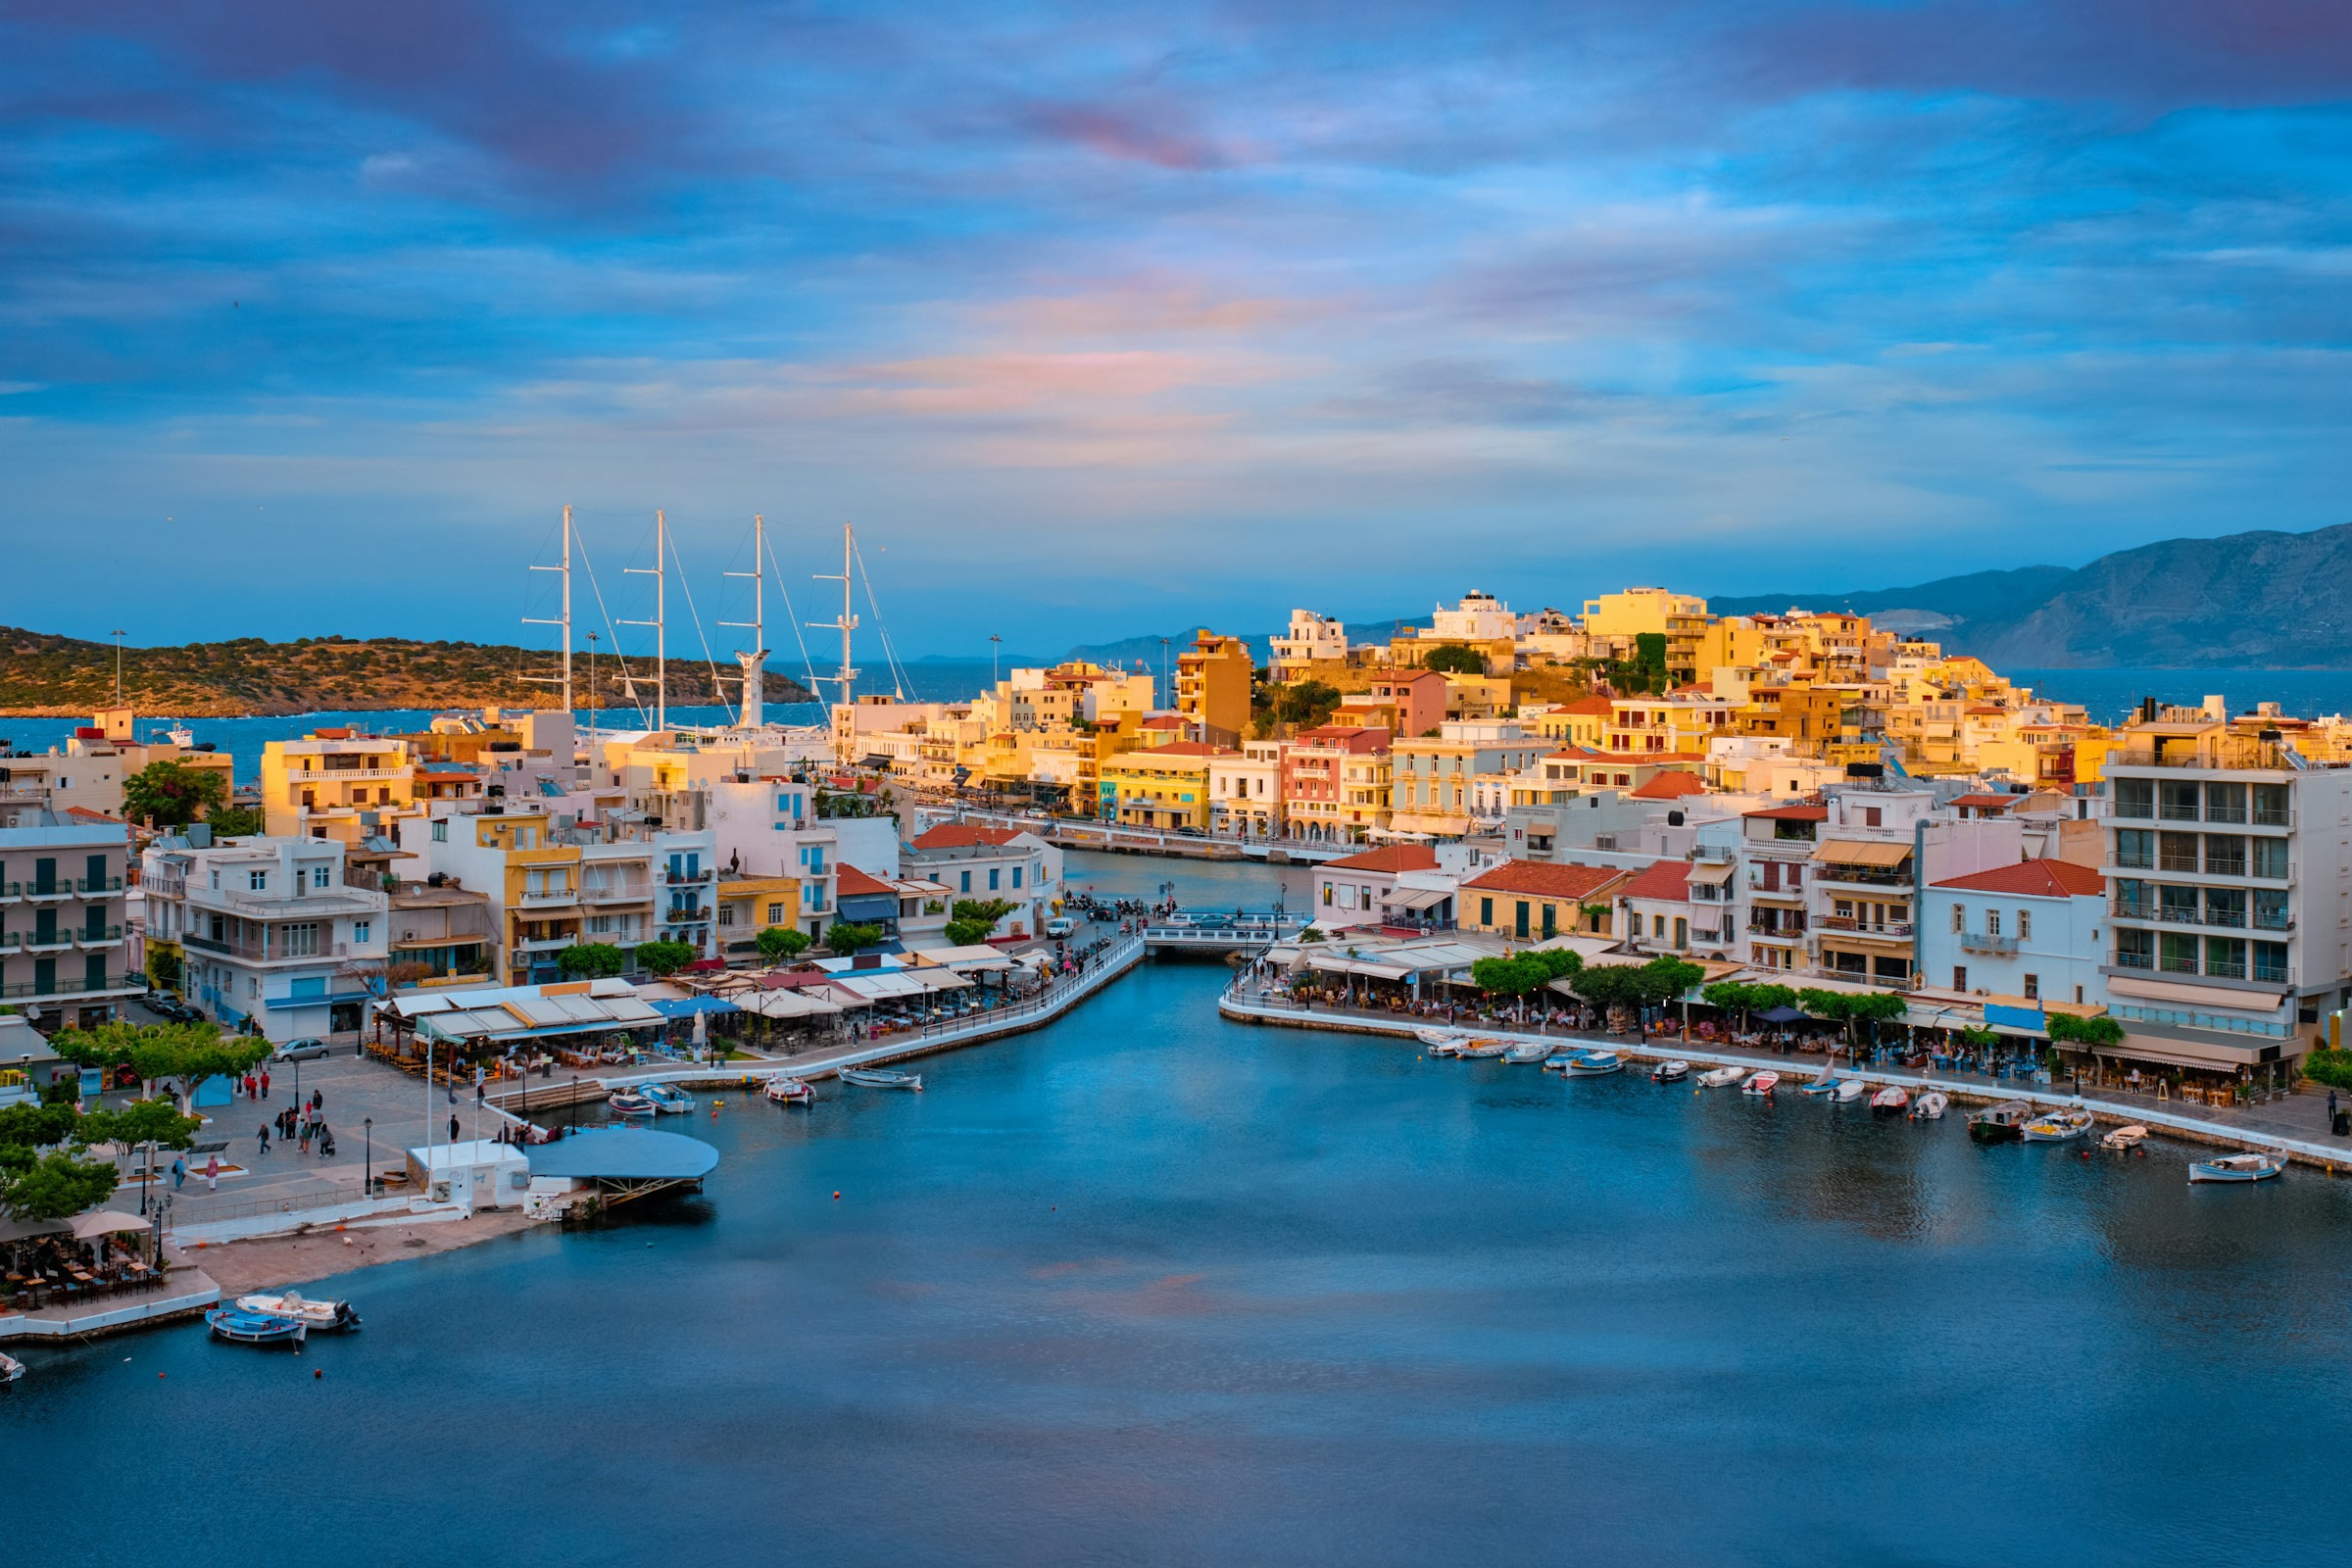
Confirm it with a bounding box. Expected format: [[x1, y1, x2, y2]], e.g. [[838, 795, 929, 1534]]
[[0, 626, 813, 717], [1707, 521, 2352, 667]]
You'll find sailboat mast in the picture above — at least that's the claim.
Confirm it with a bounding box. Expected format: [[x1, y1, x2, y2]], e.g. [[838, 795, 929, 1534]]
[[840, 522, 854, 702], [523, 503, 574, 712], [721, 514, 769, 729], [620, 508, 668, 732]]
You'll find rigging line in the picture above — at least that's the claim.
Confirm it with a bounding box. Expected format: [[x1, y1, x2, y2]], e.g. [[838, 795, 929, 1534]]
[[665, 526, 738, 728], [571, 522, 652, 730], [760, 527, 824, 707], [850, 533, 909, 701]]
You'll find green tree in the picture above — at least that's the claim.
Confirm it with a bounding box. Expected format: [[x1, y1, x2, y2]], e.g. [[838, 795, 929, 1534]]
[[945, 898, 1018, 945], [0, 1099, 192, 1222], [1, 1152, 119, 1222], [2302, 1049, 2352, 1091], [205, 805, 266, 838], [78, 1098, 202, 1153], [2044, 1012, 2124, 1050], [632, 941, 698, 977], [825, 921, 885, 954], [121, 760, 226, 829], [1271, 680, 1343, 732], [556, 942, 626, 979], [1420, 644, 1486, 675], [48, 1020, 270, 1110], [146, 948, 183, 991], [755, 926, 811, 963]]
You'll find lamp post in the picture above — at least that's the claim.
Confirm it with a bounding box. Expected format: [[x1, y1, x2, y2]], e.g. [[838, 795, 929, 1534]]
[[364, 1117, 373, 1198]]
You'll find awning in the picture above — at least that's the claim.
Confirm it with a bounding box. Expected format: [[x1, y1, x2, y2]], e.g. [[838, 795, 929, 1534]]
[[1689, 860, 1738, 885], [2093, 1035, 2283, 1071], [2106, 976, 2286, 1012], [647, 997, 740, 1018], [73, 1210, 157, 1239], [908, 969, 974, 993], [1379, 887, 1452, 911], [902, 944, 1015, 971], [1816, 840, 1911, 867], [737, 989, 844, 1018]]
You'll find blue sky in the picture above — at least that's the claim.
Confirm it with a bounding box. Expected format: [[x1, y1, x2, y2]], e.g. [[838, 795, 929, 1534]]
[[5, 1, 2351, 658]]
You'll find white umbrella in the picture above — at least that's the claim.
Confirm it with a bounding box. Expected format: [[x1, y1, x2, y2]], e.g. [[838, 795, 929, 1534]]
[[691, 1007, 709, 1056], [72, 1210, 155, 1239]]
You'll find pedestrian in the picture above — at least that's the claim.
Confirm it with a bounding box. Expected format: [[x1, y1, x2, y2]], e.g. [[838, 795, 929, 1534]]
[[204, 1154, 219, 1193], [258, 1123, 270, 1156], [475, 1078, 485, 1107], [2330, 1087, 2339, 1125], [171, 1156, 185, 1190], [448, 1113, 460, 1145], [312, 1088, 323, 1113], [299, 1118, 310, 1154], [260, 1068, 270, 1100]]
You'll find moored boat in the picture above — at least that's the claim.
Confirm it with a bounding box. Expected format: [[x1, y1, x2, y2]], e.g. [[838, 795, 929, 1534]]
[[233, 1291, 360, 1332], [1503, 1042, 1552, 1064], [1651, 1059, 1690, 1083], [2021, 1107, 2093, 1143], [1740, 1071, 1779, 1097], [1968, 1101, 2034, 1144], [1909, 1091, 1949, 1121], [608, 1091, 657, 1117], [1834, 1077, 1867, 1103], [0, 1350, 23, 1384], [1456, 1038, 1509, 1059], [641, 1084, 698, 1114], [1802, 1062, 1839, 1097], [205, 1308, 307, 1347], [1565, 1051, 1624, 1076], [1427, 1036, 1467, 1057], [2188, 1152, 2285, 1184], [1696, 1065, 1744, 1088], [2099, 1123, 2147, 1151], [1870, 1086, 1910, 1114], [1414, 1028, 1462, 1050], [763, 1077, 813, 1104], [841, 1067, 922, 1091]]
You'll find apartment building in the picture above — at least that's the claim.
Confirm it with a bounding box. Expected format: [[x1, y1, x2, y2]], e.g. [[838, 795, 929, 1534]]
[[1459, 860, 1629, 941], [141, 835, 388, 1039], [1208, 742, 1286, 840], [1268, 610, 1348, 673], [1174, 631, 1254, 745], [1100, 743, 1227, 831], [903, 823, 1061, 939], [261, 733, 419, 843], [1918, 859, 2108, 1010], [1281, 726, 1393, 845], [1390, 725, 1546, 838], [0, 809, 139, 1029]]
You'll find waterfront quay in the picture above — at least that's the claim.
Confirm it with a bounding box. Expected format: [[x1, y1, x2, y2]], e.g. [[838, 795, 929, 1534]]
[[1220, 980, 2352, 1172]]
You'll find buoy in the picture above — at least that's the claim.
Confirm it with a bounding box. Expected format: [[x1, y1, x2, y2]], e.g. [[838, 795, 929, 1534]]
[[833, 1191, 841, 1200], [314, 1367, 322, 1380], [159, 1372, 166, 1379]]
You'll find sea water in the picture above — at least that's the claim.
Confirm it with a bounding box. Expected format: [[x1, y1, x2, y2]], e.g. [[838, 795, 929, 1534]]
[[7, 853, 2349, 1566]]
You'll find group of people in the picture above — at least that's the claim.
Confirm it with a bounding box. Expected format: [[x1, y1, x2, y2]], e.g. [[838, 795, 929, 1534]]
[[257, 1088, 333, 1159]]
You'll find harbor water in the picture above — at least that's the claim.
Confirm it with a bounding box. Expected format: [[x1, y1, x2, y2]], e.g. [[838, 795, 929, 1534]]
[[7, 852, 2350, 1566]]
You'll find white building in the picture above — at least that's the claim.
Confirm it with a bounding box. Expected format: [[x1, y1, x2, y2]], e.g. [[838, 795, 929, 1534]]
[[1209, 742, 1286, 840], [1427, 591, 1515, 643], [1268, 610, 1348, 671], [1919, 859, 2109, 1010], [142, 835, 389, 1040], [0, 808, 140, 1030], [903, 823, 1062, 940]]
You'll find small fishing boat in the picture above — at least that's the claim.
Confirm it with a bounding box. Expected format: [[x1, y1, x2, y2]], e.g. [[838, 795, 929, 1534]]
[[2022, 1107, 2094, 1143], [2099, 1123, 2147, 1151], [1802, 1061, 1840, 1097], [1968, 1101, 2035, 1144], [233, 1291, 360, 1332], [763, 1077, 813, 1105], [1834, 1077, 1867, 1103], [1457, 1039, 1510, 1059], [1503, 1042, 1553, 1064], [1651, 1059, 1690, 1083], [1414, 1027, 1462, 1050], [1870, 1086, 1911, 1115], [0, 1350, 23, 1384], [1543, 1053, 1579, 1070], [1740, 1071, 1779, 1097], [1566, 1051, 1624, 1076], [1909, 1092, 1949, 1121], [640, 1084, 698, 1115], [607, 1091, 658, 1117], [1426, 1036, 1467, 1058], [2189, 1152, 2285, 1184], [205, 1308, 307, 1347], [1696, 1065, 1744, 1088], [841, 1067, 922, 1091]]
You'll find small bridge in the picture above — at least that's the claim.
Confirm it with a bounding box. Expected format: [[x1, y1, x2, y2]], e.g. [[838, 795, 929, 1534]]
[[1141, 910, 1307, 953]]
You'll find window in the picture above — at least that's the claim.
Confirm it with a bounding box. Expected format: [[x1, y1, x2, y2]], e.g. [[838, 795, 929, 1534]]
[[1011, 866, 1022, 889], [353, 921, 370, 944], [2016, 909, 2032, 941], [2252, 941, 2289, 984], [431, 821, 447, 843], [1541, 903, 1556, 938], [2115, 928, 2154, 969], [1514, 901, 1530, 940], [767, 902, 786, 924], [1864, 807, 1882, 828], [1952, 965, 1967, 991], [988, 868, 1001, 891], [590, 915, 613, 935], [2204, 936, 2246, 980], [312, 865, 330, 889], [2252, 838, 2289, 880], [2253, 889, 2290, 931], [281, 922, 318, 957], [1985, 910, 2000, 937], [2022, 974, 2038, 1000], [1951, 904, 1964, 933], [1480, 897, 1494, 926], [249, 870, 268, 891], [2114, 828, 2153, 869], [1322, 883, 1334, 906], [959, 870, 972, 894], [2159, 931, 2198, 975], [1652, 914, 1666, 938], [2203, 835, 2246, 877], [718, 906, 736, 927]]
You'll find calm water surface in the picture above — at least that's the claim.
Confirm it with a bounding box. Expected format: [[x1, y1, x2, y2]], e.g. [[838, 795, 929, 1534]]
[[9, 854, 2349, 1567]]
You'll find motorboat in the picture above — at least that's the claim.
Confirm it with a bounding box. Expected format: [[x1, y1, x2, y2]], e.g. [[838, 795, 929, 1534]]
[[205, 1308, 307, 1347], [1909, 1092, 1949, 1121], [233, 1291, 360, 1333], [1802, 1062, 1840, 1096], [1968, 1101, 2035, 1144], [1651, 1059, 1690, 1083], [0, 1350, 23, 1384], [2099, 1123, 2148, 1152], [1696, 1065, 1744, 1088], [841, 1068, 922, 1091], [1414, 1027, 1462, 1050], [2022, 1107, 2094, 1143], [763, 1077, 813, 1105], [608, 1091, 658, 1117], [2189, 1152, 2285, 1184], [1503, 1042, 1553, 1064], [640, 1084, 698, 1115], [1543, 1054, 1579, 1070], [1870, 1086, 1911, 1115], [1740, 1071, 1779, 1097], [1457, 1039, 1510, 1059], [1566, 1051, 1625, 1076], [1426, 1036, 1467, 1057], [1834, 1078, 1867, 1103]]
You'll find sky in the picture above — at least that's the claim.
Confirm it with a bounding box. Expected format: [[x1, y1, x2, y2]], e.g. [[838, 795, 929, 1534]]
[[5, 1, 2352, 660]]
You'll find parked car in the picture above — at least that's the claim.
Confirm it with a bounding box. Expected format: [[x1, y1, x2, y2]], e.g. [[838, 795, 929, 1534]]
[[1045, 916, 1076, 939], [270, 1038, 331, 1062], [144, 994, 203, 1023]]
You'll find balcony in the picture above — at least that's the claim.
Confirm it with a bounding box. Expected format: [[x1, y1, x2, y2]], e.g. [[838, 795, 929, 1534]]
[[516, 934, 578, 953], [18, 931, 75, 954], [580, 881, 654, 905], [517, 888, 580, 907], [663, 906, 712, 923], [662, 868, 713, 885], [0, 974, 135, 1001], [2253, 807, 2292, 828], [183, 934, 352, 962], [75, 925, 125, 949], [1959, 931, 2020, 955], [1819, 915, 1914, 939], [1809, 867, 1914, 890], [1745, 920, 1806, 940], [23, 883, 74, 904], [295, 765, 405, 782]]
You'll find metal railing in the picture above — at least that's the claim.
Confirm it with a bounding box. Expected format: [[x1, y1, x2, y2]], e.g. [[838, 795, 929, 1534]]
[[1809, 866, 1913, 888], [76, 924, 125, 945], [1818, 915, 1913, 938], [0, 975, 132, 999], [2112, 950, 2153, 969], [1959, 932, 2019, 954]]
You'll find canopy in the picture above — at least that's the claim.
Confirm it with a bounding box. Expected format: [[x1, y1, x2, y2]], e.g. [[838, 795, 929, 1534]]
[[828, 972, 929, 1001], [736, 989, 844, 1019], [1688, 859, 1738, 885], [0, 1214, 71, 1243], [903, 944, 1015, 972], [1379, 886, 1452, 911], [1757, 1004, 1807, 1022], [646, 997, 739, 1018], [1816, 840, 1912, 867], [72, 1210, 156, 1239]]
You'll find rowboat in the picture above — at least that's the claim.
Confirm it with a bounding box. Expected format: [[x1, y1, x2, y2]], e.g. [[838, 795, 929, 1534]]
[[1870, 1086, 1910, 1114], [1740, 1071, 1779, 1097], [1651, 1059, 1690, 1083], [1802, 1062, 1840, 1096], [1565, 1051, 1624, 1076], [1457, 1039, 1510, 1059], [763, 1077, 813, 1105], [233, 1291, 360, 1332], [1696, 1065, 1744, 1088], [2099, 1123, 2147, 1151], [1909, 1092, 1949, 1121], [1503, 1042, 1553, 1064], [840, 1068, 922, 1091], [205, 1308, 307, 1347], [2188, 1152, 2285, 1184], [2022, 1107, 2094, 1143], [1543, 1054, 1579, 1070], [1426, 1036, 1467, 1057], [1834, 1077, 1867, 1102], [608, 1091, 658, 1117], [0, 1350, 23, 1384], [1967, 1101, 2034, 1144], [641, 1084, 698, 1114], [1414, 1028, 1462, 1050]]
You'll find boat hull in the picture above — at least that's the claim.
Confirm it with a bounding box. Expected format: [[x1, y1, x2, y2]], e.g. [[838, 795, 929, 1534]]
[[206, 1309, 307, 1347], [2188, 1155, 2283, 1183]]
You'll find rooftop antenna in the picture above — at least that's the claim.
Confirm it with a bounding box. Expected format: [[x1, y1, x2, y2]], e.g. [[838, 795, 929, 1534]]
[[522, 504, 574, 712], [720, 514, 769, 730], [809, 521, 859, 710], [621, 509, 667, 732]]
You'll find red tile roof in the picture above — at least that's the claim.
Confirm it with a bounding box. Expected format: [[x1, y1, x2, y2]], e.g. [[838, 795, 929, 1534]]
[[1557, 696, 1617, 715], [1947, 793, 2019, 810], [910, 822, 1024, 850], [1620, 860, 1691, 903], [1321, 844, 1439, 874], [1930, 859, 2105, 898], [1139, 714, 1187, 729], [1629, 769, 1708, 800], [833, 863, 897, 897], [1464, 860, 1628, 900], [1744, 804, 1828, 821]]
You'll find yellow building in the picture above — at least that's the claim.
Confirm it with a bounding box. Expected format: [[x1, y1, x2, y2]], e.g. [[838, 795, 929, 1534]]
[[1175, 631, 1254, 746], [1458, 860, 1629, 940], [260, 733, 418, 842], [1581, 588, 1714, 685], [716, 872, 801, 959], [1098, 742, 1226, 830], [1525, 696, 1615, 750]]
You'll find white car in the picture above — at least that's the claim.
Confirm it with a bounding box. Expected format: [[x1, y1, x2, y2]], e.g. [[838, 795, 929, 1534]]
[[270, 1038, 332, 1062], [1045, 916, 1076, 939]]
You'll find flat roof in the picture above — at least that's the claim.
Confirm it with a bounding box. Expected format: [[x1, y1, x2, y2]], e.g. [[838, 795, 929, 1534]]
[[526, 1127, 719, 1182]]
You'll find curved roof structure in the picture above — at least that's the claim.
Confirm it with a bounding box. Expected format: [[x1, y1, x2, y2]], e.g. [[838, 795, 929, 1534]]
[[526, 1127, 719, 1182]]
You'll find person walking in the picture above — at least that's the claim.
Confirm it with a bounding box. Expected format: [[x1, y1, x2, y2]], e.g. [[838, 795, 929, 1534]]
[[203, 1154, 220, 1193], [2329, 1087, 2340, 1130], [258, 1123, 270, 1157], [448, 1112, 460, 1145], [298, 1116, 310, 1155], [312, 1088, 323, 1114], [171, 1156, 185, 1190], [260, 1068, 270, 1101]]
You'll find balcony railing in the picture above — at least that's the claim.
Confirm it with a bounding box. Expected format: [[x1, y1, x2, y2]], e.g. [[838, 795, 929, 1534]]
[[75, 925, 125, 947], [2253, 807, 2292, 828], [183, 934, 351, 961], [661, 868, 712, 885], [580, 881, 654, 904], [2112, 949, 2153, 969], [1818, 915, 1914, 938], [517, 888, 579, 906], [1744, 920, 1805, 938], [1959, 931, 2020, 954], [1810, 866, 1913, 888], [1, 976, 134, 999]]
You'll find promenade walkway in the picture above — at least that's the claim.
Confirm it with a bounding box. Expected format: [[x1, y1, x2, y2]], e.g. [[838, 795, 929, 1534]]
[[1220, 983, 2352, 1172]]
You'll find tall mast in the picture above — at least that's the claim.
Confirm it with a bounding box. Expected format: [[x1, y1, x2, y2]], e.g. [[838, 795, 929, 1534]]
[[808, 520, 859, 710], [720, 513, 769, 730], [622, 509, 667, 732], [523, 504, 574, 711]]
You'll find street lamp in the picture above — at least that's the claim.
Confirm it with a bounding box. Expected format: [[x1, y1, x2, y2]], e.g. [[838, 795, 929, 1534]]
[[364, 1117, 373, 1197]]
